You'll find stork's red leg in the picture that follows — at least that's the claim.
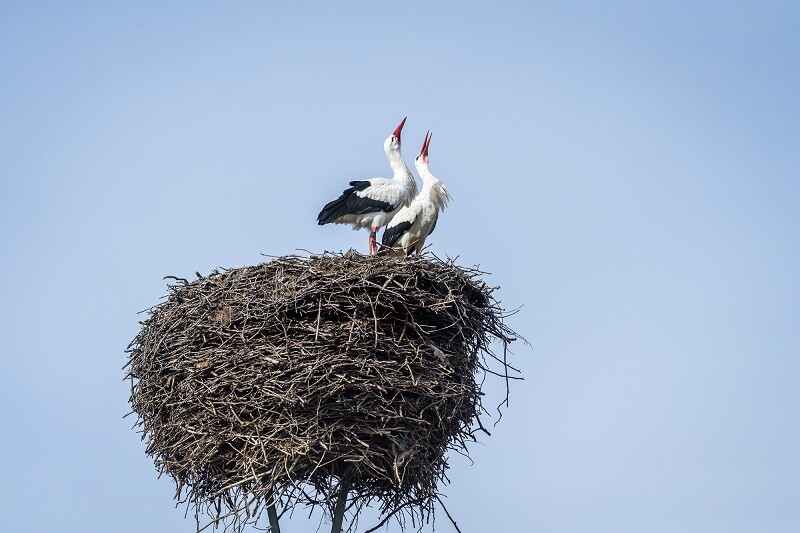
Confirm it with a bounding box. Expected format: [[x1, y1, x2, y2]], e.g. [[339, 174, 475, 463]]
[[368, 227, 378, 255]]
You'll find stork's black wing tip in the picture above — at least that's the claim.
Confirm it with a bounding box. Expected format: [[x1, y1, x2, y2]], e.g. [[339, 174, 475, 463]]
[[381, 220, 412, 248]]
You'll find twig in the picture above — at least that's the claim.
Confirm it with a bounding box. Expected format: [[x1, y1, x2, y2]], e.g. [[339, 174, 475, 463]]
[[434, 494, 463, 533]]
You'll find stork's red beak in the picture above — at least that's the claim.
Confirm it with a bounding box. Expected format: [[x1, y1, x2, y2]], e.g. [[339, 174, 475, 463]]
[[393, 117, 407, 140], [420, 131, 431, 158]]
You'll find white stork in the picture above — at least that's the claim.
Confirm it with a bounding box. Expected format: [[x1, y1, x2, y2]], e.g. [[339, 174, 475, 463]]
[[380, 131, 451, 256], [317, 117, 418, 255]]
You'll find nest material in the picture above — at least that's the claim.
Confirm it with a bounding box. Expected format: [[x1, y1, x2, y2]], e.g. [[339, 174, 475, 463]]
[[126, 252, 518, 531]]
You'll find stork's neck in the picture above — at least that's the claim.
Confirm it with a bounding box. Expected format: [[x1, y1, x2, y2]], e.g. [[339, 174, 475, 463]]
[[416, 164, 439, 191], [384, 142, 417, 199], [415, 162, 450, 210], [387, 150, 409, 176]]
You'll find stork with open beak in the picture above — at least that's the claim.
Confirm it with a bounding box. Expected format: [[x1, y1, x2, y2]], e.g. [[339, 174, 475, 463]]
[[317, 118, 418, 255], [380, 131, 451, 256]]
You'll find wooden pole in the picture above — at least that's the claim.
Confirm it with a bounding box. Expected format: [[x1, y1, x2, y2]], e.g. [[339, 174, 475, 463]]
[[330, 477, 351, 533], [267, 486, 281, 533]]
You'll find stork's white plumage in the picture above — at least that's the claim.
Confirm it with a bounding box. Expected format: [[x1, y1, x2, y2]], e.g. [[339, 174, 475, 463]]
[[381, 132, 451, 256], [317, 117, 418, 255]]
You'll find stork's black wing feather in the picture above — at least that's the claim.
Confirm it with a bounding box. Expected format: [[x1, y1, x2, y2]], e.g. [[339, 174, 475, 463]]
[[317, 181, 394, 225], [427, 213, 439, 236], [381, 220, 412, 248]]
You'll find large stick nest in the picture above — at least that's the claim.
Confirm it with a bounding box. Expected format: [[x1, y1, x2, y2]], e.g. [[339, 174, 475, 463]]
[[126, 252, 519, 531]]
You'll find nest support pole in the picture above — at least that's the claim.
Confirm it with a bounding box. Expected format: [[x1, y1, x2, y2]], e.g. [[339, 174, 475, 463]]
[[331, 477, 351, 533], [267, 486, 280, 533]]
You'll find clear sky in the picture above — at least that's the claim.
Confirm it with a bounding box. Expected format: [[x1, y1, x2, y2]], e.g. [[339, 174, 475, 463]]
[[1, 1, 798, 531]]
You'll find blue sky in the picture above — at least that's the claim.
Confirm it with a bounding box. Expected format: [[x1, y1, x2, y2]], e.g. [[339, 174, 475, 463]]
[[1, 1, 798, 531]]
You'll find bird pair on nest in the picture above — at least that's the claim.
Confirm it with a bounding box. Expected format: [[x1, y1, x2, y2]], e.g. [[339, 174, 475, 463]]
[[317, 117, 452, 256]]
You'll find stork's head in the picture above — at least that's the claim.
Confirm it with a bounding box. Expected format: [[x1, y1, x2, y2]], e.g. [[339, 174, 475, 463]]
[[384, 116, 406, 156], [414, 131, 431, 169]]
